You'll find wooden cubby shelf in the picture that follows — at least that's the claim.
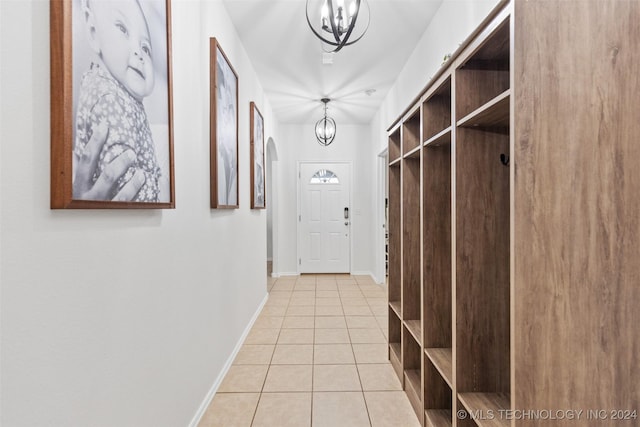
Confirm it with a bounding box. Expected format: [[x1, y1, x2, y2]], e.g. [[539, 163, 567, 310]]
[[402, 108, 422, 155], [423, 76, 452, 142], [404, 145, 422, 159], [456, 17, 510, 119], [424, 352, 452, 427], [403, 322, 423, 422], [424, 126, 452, 147], [388, 127, 401, 163], [405, 369, 422, 396], [387, 2, 638, 425], [389, 301, 401, 318], [458, 393, 510, 427], [389, 157, 401, 167], [404, 369, 423, 419], [425, 348, 453, 388], [457, 90, 509, 130], [425, 409, 452, 427], [389, 342, 402, 382], [402, 154, 421, 327], [404, 320, 422, 346]]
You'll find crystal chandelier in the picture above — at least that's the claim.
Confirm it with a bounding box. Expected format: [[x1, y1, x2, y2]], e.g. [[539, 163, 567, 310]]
[[315, 98, 336, 146], [305, 0, 370, 53]]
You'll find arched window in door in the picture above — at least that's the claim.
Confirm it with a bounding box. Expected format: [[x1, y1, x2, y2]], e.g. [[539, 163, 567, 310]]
[[310, 169, 340, 184]]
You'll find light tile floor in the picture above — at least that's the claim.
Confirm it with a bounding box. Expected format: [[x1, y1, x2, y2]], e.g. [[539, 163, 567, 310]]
[[199, 274, 420, 427]]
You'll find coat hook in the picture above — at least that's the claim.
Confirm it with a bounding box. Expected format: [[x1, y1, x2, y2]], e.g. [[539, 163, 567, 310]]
[[500, 153, 509, 166]]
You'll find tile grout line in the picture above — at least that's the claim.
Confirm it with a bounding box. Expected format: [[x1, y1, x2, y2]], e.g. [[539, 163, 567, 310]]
[[250, 278, 289, 427], [310, 277, 317, 427], [342, 277, 375, 427]]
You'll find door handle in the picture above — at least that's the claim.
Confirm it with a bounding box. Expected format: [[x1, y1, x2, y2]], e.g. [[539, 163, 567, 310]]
[[344, 221, 349, 226]]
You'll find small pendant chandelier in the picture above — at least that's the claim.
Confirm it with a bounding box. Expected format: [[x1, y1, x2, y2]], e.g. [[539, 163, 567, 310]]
[[306, 0, 370, 53], [315, 98, 336, 146]]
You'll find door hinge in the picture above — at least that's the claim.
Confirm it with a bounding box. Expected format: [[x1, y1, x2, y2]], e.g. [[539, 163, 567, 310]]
[[299, 214, 301, 221], [299, 258, 301, 265]]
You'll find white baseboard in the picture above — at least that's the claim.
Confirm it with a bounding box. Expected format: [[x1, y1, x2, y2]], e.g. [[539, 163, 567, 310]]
[[274, 271, 382, 283], [354, 271, 386, 286], [351, 270, 372, 276], [277, 272, 299, 277], [188, 293, 269, 427]]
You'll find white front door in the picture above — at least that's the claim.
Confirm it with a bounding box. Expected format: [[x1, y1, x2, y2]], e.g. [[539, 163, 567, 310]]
[[299, 162, 351, 273]]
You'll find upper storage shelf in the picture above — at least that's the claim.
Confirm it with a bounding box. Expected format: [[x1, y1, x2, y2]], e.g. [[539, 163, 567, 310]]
[[457, 89, 510, 132], [423, 76, 452, 143], [389, 126, 401, 163], [456, 17, 510, 122], [402, 107, 421, 155]]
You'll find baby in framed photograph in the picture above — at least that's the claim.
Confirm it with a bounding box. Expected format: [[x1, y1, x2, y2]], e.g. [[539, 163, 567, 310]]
[[73, 0, 162, 202]]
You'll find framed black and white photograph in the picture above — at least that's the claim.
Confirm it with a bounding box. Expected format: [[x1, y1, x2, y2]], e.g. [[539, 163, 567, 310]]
[[210, 38, 239, 209], [250, 102, 265, 209], [50, 0, 175, 209]]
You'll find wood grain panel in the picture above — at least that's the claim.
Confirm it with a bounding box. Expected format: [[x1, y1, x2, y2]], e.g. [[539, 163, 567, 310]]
[[457, 90, 510, 131], [455, 128, 510, 393], [424, 77, 452, 142], [403, 157, 422, 320], [389, 300, 401, 318], [514, 1, 640, 423], [389, 129, 401, 162], [405, 369, 424, 423], [457, 393, 509, 427], [389, 308, 402, 345], [423, 144, 452, 349], [404, 324, 422, 370], [388, 164, 401, 304], [424, 127, 452, 148], [460, 17, 510, 71], [456, 17, 510, 122], [425, 409, 452, 427], [390, 342, 403, 383], [403, 112, 422, 154], [424, 356, 452, 414], [456, 69, 509, 120], [425, 348, 453, 388], [405, 320, 423, 346]]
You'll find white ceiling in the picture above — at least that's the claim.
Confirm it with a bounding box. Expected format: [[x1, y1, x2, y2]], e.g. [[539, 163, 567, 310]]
[[222, 0, 443, 125]]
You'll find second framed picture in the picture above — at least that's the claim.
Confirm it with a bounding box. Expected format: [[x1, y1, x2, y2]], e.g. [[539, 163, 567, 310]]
[[210, 38, 239, 208], [250, 102, 266, 209]]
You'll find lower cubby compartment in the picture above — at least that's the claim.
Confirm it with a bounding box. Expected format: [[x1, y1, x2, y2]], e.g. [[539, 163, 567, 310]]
[[424, 353, 452, 427], [389, 300, 401, 318], [457, 393, 510, 427], [403, 325, 423, 423], [389, 309, 402, 383], [455, 126, 510, 397], [425, 348, 452, 388], [389, 343, 402, 384], [404, 369, 423, 423], [404, 319, 422, 346]]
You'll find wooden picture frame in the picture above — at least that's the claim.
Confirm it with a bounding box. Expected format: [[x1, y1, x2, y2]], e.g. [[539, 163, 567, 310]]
[[210, 38, 239, 208], [250, 102, 266, 209], [50, 0, 175, 209]]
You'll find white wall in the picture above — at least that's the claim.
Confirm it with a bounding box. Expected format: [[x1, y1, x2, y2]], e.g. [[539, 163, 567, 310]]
[[275, 123, 375, 276], [0, 0, 277, 426]]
